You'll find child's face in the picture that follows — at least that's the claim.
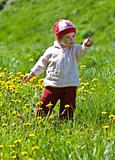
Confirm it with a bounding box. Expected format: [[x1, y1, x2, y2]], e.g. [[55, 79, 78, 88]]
[[60, 32, 76, 48]]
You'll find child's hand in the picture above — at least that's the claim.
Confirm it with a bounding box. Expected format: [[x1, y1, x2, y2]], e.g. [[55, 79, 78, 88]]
[[83, 37, 93, 47], [22, 72, 34, 83], [22, 75, 30, 83]]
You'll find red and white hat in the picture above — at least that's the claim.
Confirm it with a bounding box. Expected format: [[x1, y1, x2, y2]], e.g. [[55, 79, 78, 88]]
[[53, 19, 76, 40]]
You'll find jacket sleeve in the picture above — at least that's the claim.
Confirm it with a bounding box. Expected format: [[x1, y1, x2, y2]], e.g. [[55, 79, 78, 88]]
[[31, 49, 52, 76], [75, 44, 89, 63]]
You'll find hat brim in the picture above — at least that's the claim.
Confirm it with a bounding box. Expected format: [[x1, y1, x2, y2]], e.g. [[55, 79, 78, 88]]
[[56, 28, 76, 40]]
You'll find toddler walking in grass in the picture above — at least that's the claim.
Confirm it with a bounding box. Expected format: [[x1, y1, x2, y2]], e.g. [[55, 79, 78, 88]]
[[22, 19, 92, 120]]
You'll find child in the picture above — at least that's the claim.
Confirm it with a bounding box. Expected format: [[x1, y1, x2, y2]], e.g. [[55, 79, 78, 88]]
[[22, 19, 92, 120]]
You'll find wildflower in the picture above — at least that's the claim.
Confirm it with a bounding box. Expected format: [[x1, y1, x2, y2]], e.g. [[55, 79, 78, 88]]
[[24, 122, 31, 127], [91, 78, 99, 82], [90, 87, 95, 91], [9, 72, 14, 75], [28, 133, 35, 138], [30, 76, 37, 82], [65, 104, 70, 108], [14, 139, 21, 144], [109, 114, 115, 120], [102, 125, 109, 129], [0, 72, 4, 77], [9, 144, 15, 148], [38, 78, 44, 83], [23, 104, 31, 109], [36, 101, 43, 106], [80, 82, 89, 86], [12, 111, 17, 116], [66, 141, 71, 145], [77, 88, 83, 94], [16, 72, 23, 76], [83, 89, 89, 93], [46, 102, 53, 108], [0, 145, 3, 149], [101, 112, 107, 115], [11, 155, 17, 159], [21, 151, 28, 156], [28, 158, 34, 160], [32, 146, 40, 152], [37, 116, 42, 121]]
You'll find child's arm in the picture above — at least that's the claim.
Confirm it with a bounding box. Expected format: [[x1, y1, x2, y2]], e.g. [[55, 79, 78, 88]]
[[22, 48, 51, 83], [76, 37, 93, 62]]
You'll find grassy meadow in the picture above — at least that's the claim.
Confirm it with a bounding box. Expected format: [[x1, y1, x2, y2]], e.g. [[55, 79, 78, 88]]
[[0, 0, 115, 159]]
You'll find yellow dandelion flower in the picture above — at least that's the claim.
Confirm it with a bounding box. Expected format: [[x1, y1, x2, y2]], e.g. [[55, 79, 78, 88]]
[[101, 112, 107, 115], [16, 72, 23, 75], [66, 141, 71, 145], [37, 116, 42, 121], [46, 102, 53, 108], [102, 125, 109, 129], [90, 87, 95, 91], [12, 111, 17, 116], [9, 72, 14, 75], [0, 145, 4, 149], [24, 104, 31, 109], [11, 155, 17, 159], [21, 151, 28, 156], [80, 82, 89, 86], [109, 114, 115, 120], [36, 101, 43, 106], [91, 78, 99, 82], [28, 158, 34, 160], [83, 89, 89, 93], [28, 133, 35, 138], [0, 72, 4, 77], [113, 117, 115, 120], [65, 104, 70, 108], [14, 139, 21, 144], [77, 88, 83, 94], [24, 122, 31, 127], [38, 78, 44, 83], [32, 146, 40, 152], [30, 76, 37, 82], [9, 144, 15, 148]]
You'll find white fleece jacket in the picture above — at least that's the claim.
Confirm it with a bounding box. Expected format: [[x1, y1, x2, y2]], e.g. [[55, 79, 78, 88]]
[[31, 41, 89, 87]]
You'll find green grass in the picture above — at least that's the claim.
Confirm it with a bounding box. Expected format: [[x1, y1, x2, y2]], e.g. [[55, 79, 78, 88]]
[[0, 0, 115, 159]]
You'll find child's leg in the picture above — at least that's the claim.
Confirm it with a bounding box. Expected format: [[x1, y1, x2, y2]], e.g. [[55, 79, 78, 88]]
[[59, 87, 77, 120], [36, 87, 59, 118]]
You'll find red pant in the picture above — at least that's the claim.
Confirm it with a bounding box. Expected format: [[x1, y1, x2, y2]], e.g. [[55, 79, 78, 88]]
[[36, 86, 77, 119]]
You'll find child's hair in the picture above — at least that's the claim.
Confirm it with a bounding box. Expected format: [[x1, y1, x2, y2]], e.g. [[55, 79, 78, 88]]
[[51, 19, 76, 40]]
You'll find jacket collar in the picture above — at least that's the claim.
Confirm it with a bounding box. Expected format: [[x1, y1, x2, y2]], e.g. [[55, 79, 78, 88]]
[[53, 41, 62, 49], [53, 41, 74, 50], [53, 40, 69, 49]]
